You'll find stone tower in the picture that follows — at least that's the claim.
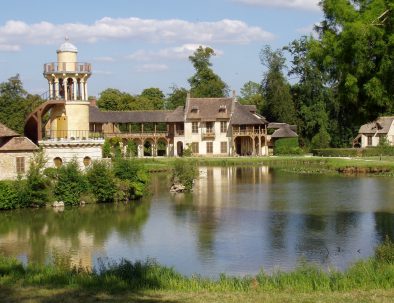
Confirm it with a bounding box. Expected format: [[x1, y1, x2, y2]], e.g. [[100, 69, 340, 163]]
[[43, 37, 92, 139]]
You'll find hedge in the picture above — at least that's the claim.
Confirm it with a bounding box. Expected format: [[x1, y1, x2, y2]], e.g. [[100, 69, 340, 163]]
[[274, 138, 303, 155], [313, 147, 394, 157]]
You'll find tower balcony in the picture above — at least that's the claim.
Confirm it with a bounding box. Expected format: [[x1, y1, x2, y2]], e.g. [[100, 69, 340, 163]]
[[44, 62, 92, 75]]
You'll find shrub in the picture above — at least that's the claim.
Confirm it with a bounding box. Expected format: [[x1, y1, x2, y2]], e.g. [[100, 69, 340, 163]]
[[125, 140, 138, 158], [375, 236, 394, 264], [313, 148, 360, 157], [86, 160, 116, 203], [0, 181, 19, 209], [171, 158, 198, 191], [102, 139, 111, 158], [311, 127, 331, 149], [274, 138, 303, 155], [113, 159, 149, 200], [54, 159, 89, 206]]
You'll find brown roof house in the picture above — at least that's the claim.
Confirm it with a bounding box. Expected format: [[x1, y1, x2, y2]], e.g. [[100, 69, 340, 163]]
[[353, 116, 394, 148], [0, 123, 38, 180]]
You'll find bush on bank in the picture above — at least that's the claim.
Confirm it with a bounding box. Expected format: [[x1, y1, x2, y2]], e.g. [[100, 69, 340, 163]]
[[274, 138, 303, 155], [313, 146, 394, 157]]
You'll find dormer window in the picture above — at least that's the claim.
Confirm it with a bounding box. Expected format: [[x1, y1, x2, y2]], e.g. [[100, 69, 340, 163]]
[[191, 105, 199, 113], [219, 105, 226, 113]]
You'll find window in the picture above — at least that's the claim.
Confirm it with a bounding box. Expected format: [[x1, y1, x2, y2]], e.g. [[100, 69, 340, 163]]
[[83, 156, 92, 167], [220, 142, 227, 154], [192, 122, 199, 134], [206, 122, 213, 133], [220, 121, 227, 133], [54, 157, 63, 168], [206, 142, 213, 154], [367, 136, 372, 146], [191, 142, 199, 154], [16, 157, 25, 174]]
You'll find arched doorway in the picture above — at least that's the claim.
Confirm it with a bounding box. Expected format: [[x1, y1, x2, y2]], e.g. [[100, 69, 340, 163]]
[[144, 139, 154, 157], [83, 156, 91, 167], [157, 139, 167, 156], [234, 136, 253, 156], [177, 141, 183, 157], [54, 157, 63, 168]]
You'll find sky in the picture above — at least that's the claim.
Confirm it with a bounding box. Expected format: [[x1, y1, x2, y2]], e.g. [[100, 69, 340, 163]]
[[0, 0, 323, 97]]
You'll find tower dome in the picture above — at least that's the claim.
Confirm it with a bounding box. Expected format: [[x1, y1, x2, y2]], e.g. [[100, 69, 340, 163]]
[[57, 37, 78, 53]]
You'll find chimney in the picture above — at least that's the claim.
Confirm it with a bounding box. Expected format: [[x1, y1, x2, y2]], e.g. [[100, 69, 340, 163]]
[[89, 98, 97, 107]]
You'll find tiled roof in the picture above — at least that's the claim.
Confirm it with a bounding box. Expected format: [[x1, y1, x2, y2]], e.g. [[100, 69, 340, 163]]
[[166, 106, 184, 122], [89, 106, 171, 123], [268, 122, 297, 132], [186, 98, 233, 121], [358, 116, 394, 134], [0, 123, 19, 138], [0, 136, 38, 151], [271, 124, 298, 138], [230, 102, 265, 125]]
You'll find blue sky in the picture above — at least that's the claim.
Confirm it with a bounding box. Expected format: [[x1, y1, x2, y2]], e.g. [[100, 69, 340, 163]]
[[0, 0, 322, 97]]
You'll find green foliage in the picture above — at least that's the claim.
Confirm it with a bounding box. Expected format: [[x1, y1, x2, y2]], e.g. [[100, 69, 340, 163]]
[[125, 140, 138, 158], [113, 159, 149, 200], [188, 46, 228, 98], [375, 236, 394, 264], [0, 75, 43, 133], [311, 127, 331, 149], [238, 81, 265, 114], [165, 86, 188, 109], [54, 159, 89, 206], [0, 181, 19, 210], [260, 46, 296, 124], [182, 144, 193, 157], [312, 148, 360, 157], [274, 138, 303, 155], [140, 87, 165, 110], [86, 161, 116, 203], [171, 158, 198, 191], [102, 139, 112, 158], [22, 151, 50, 207]]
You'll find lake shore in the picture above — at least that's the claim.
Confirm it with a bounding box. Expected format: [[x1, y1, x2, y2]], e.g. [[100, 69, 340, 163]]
[[138, 156, 394, 176]]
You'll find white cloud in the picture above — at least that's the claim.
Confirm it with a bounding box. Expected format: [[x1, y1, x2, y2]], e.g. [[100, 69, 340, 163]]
[[127, 44, 223, 61], [235, 0, 320, 11], [0, 44, 20, 52], [93, 56, 115, 62], [136, 64, 169, 72], [0, 17, 274, 52]]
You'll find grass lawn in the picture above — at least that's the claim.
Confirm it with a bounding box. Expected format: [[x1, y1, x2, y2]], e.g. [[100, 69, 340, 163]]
[[1, 286, 393, 303]]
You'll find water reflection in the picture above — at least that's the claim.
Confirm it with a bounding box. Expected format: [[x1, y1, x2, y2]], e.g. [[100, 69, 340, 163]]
[[0, 166, 393, 277]]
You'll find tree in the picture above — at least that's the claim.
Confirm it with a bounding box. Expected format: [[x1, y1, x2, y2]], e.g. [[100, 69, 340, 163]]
[[165, 85, 188, 109], [260, 46, 296, 124], [139, 88, 165, 110], [238, 81, 265, 114], [311, 0, 394, 145], [188, 46, 229, 98], [97, 88, 137, 111], [285, 37, 332, 148], [0, 75, 42, 133]]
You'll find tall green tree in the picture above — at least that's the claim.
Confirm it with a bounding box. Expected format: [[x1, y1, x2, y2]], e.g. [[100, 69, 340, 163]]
[[0, 75, 42, 133], [188, 46, 228, 98], [97, 88, 136, 111], [260, 46, 296, 124], [165, 86, 188, 109], [311, 0, 394, 145], [286, 37, 332, 148], [238, 81, 265, 114], [140, 87, 165, 110]]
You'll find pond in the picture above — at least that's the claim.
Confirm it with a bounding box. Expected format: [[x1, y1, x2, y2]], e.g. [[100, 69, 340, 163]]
[[0, 166, 393, 277]]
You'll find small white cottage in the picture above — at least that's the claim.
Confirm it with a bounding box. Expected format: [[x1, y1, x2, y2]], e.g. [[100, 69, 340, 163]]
[[353, 116, 394, 148]]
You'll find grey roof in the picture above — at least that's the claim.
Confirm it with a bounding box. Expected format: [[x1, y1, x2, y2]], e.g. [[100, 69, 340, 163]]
[[57, 39, 78, 53], [230, 102, 266, 125], [0, 123, 19, 137], [166, 106, 184, 122], [268, 122, 297, 132], [271, 124, 298, 138], [89, 106, 171, 123], [186, 98, 233, 121], [0, 136, 38, 151], [358, 116, 394, 134]]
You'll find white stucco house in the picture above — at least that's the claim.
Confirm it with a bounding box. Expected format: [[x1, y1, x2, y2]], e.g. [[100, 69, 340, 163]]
[[353, 116, 394, 148]]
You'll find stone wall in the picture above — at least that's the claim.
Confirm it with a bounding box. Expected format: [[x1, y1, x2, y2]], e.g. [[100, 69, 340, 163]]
[[0, 151, 35, 180]]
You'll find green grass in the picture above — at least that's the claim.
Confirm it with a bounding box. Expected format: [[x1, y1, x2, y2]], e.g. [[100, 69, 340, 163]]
[[0, 240, 393, 302], [136, 156, 394, 176]]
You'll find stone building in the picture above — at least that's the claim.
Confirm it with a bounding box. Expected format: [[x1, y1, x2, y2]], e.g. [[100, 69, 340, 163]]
[[24, 38, 104, 168], [0, 123, 38, 180]]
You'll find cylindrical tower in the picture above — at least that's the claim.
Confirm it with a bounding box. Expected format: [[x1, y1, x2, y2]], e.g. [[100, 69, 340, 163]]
[[43, 38, 92, 139]]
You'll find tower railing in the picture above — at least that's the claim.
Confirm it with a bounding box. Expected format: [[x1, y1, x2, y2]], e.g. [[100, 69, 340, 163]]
[[43, 62, 92, 74]]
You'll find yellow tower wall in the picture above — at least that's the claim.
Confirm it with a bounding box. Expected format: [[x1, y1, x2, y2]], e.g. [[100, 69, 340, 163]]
[[65, 101, 90, 138], [57, 51, 78, 72]]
